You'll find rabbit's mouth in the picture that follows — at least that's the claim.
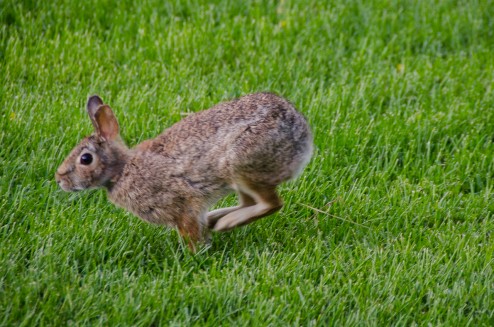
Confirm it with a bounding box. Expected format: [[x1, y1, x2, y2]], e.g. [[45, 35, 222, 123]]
[[57, 179, 73, 192], [56, 177, 83, 192]]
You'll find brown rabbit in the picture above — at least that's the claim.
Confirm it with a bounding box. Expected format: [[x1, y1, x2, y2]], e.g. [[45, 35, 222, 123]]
[[55, 93, 313, 250]]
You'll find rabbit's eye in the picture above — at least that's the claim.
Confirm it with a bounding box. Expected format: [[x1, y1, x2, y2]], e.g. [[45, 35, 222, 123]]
[[80, 153, 93, 165]]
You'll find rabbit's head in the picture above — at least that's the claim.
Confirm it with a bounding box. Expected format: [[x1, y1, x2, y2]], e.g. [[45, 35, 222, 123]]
[[55, 96, 128, 192]]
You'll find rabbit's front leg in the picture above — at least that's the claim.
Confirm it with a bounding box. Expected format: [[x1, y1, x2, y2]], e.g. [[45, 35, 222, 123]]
[[178, 217, 203, 252]]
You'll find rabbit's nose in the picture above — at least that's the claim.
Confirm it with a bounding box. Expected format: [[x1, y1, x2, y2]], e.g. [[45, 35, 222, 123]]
[[55, 169, 68, 182], [55, 172, 61, 183], [56, 166, 73, 177]]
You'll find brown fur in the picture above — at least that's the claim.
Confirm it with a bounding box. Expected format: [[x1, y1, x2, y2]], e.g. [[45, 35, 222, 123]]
[[55, 93, 313, 251]]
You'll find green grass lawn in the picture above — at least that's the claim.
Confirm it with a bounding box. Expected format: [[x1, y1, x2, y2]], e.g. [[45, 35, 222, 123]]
[[2, 0, 494, 325]]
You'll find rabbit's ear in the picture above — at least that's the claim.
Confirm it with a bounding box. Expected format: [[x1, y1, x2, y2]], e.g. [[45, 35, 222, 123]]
[[87, 95, 104, 121], [93, 105, 120, 141]]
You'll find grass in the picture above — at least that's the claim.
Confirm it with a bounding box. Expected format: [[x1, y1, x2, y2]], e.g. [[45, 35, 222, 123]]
[[1, 0, 494, 325]]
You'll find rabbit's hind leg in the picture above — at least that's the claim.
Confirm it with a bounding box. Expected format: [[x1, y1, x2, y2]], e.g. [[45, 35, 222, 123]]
[[213, 183, 282, 232], [206, 192, 256, 229]]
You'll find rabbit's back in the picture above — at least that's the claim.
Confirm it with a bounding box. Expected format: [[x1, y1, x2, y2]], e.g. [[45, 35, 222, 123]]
[[149, 92, 312, 187]]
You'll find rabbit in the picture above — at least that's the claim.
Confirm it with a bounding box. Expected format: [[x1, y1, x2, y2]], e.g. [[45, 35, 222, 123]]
[[55, 92, 313, 250]]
